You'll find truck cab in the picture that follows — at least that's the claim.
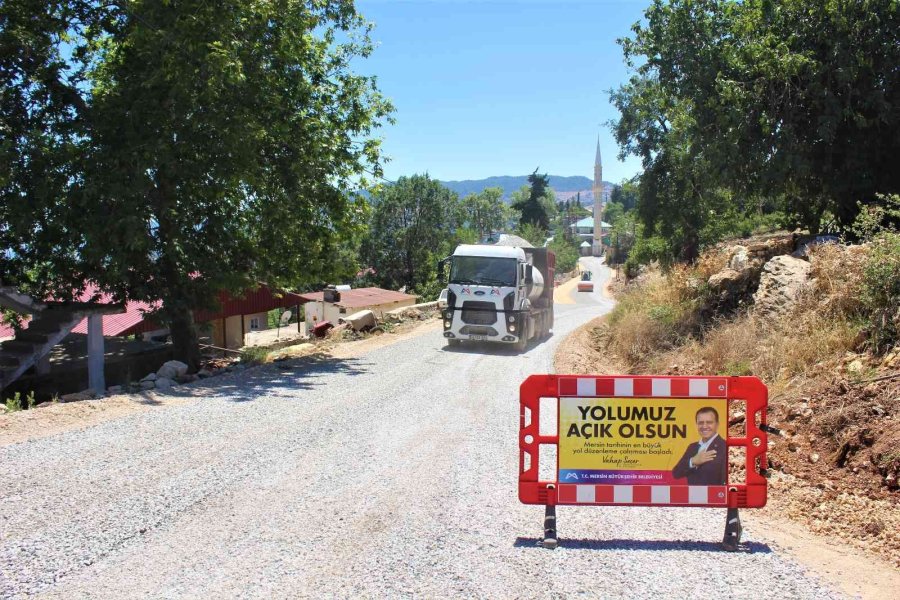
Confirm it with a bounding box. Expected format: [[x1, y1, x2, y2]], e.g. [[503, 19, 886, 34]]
[[440, 244, 554, 350]]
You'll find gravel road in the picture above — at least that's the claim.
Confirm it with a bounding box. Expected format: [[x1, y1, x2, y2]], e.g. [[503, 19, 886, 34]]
[[0, 258, 842, 598]]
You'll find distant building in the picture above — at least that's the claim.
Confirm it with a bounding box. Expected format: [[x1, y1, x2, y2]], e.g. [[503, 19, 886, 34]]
[[571, 216, 612, 243]]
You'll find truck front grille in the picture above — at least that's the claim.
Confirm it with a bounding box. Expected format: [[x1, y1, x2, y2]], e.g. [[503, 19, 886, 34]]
[[461, 301, 497, 325]]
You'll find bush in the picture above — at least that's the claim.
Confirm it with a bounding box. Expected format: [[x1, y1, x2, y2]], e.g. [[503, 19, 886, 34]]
[[625, 235, 672, 276], [239, 346, 270, 364], [605, 271, 702, 368], [548, 236, 580, 273], [861, 232, 900, 352], [3, 391, 34, 412]]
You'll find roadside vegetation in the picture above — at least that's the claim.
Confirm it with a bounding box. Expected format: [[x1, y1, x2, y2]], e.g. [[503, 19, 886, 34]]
[[595, 199, 900, 564]]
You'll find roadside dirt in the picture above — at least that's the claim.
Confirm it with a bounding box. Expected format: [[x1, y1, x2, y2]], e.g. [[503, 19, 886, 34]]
[[554, 316, 900, 599], [0, 316, 441, 447]]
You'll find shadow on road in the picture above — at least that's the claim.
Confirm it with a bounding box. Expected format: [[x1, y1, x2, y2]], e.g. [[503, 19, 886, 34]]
[[439, 335, 555, 356], [512, 537, 772, 553], [144, 354, 372, 404]]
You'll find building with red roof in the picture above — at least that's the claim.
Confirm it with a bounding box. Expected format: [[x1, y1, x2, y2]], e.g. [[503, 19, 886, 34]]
[[298, 286, 417, 329]]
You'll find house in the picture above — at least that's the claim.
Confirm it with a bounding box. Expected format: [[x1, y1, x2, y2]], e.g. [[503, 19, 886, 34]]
[[570, 216, 612, 241], [298, 287, 417, 329], [0, 283, 307, 394], [193, 286, 307, 350]]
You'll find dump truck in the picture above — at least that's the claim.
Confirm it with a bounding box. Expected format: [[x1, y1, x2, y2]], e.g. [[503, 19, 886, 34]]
[[438, 242, 555, 350]]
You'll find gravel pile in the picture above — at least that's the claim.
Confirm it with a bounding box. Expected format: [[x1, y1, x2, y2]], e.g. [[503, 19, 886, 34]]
[[0, 260, 842, 598]]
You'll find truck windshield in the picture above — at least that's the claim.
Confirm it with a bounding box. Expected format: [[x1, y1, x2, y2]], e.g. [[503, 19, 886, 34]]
[[450, 257, 517, 287]]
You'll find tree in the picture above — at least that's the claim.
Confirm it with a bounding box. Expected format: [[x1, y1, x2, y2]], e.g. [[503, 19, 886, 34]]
[[609, 180, 638, 212], [361, 175, 460, 297], [461, 187, 509, 241], [612, 0, 900, 257], [1, 1, 392, 368], [511, 168, 552, 230]]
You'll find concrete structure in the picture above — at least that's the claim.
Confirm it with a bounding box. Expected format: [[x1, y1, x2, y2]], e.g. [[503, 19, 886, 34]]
[[299, 287, 417, 329], [0, 286, 125, 393], [0, 283, 307, 391], [592, 136, 604, 256]]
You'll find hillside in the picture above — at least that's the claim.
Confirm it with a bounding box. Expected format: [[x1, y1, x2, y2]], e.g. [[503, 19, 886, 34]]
[[439, 175, 615, 202], [564, 235, 900, 566]]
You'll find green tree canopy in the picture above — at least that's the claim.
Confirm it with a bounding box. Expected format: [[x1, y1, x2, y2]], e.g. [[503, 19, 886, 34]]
[[461, 187, 509, 241], [360, 174, 460, 297], [612, 0, 900, 259], [1, 0, 392, 367], [511, 169, 552, 230]]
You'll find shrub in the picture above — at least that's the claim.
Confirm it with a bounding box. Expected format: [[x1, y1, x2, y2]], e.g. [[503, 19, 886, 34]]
[[5, 392, 22, 412], [239, 346, 270, 364], [861, 232, 900, 352], [548, 236, 580, 274], [605, 271, 703, 368]]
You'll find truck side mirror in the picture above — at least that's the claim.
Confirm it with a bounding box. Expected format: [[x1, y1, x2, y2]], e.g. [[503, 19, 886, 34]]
[[524, 264, 534, 285]]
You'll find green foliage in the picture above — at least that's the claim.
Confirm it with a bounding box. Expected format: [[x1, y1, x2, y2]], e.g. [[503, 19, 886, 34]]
[[609, 180, 638, 212], [861, 232, 900, 352], [612, 0, 900, 260], [3, 391, 34, 412], [603, 202, 625, 227], [5, 392, 22, 412], [361, 174, 461, 296], [240, 346, 269, 365], [723, 360, 753, 377], [511, 169, 552, 230], [852, 194, 900, 242], [461, 187, 509, 241], [547, 233, 580, 273], [1, 1, 393, 368], [515, 223, 548, 248], [647, 304, 678, 326]]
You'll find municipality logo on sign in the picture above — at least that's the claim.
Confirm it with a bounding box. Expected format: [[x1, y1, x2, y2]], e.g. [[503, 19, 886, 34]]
[[564, 473, 579, 480]]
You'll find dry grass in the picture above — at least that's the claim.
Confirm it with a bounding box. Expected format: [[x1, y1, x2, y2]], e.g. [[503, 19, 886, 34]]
[[596, 239, 900, 566], [603, 241, 871, 386], [604, 270, 705, 369]]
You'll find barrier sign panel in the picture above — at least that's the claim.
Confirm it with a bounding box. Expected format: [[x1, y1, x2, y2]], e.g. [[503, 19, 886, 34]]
[[519, 375, 768, 509], [559, 397, 728, 486]]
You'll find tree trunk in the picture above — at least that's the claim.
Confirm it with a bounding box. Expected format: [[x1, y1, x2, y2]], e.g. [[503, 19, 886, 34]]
[[168, 304, 200, 372]]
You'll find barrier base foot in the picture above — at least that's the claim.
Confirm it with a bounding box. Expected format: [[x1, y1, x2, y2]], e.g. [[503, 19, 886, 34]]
[[541, 504, 557, 550], [722, 507, 742, 552]]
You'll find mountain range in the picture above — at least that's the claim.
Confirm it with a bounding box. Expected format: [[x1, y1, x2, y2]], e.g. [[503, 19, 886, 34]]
[[439, 175, 615, 205]]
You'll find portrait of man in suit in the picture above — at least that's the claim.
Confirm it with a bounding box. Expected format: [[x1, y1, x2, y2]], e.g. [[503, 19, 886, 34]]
[[672, 407, 727, 485]]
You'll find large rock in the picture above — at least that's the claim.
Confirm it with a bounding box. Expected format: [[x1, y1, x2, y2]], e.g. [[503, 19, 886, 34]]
[[60, 389, 96, 403], [155, 377, 174, 390], [157, 360, 189, 380], [728, 246, 751, 271], [338, 309, 377, 332], [753, 255, 812, 316]]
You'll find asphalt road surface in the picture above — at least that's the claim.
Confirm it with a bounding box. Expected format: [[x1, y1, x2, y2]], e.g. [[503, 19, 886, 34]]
[[0, 257, 841, 598]]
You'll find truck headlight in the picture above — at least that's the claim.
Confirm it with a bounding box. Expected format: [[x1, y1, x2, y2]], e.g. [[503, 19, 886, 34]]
[[509, 324, 516, 332]]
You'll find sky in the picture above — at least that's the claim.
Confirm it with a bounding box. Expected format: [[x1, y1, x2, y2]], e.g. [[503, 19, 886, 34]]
[[355, 0, 648, 184]]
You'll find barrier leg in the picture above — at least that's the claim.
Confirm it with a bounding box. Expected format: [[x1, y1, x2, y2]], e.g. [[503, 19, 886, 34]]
[[722, 507, 742, 551], [542, 504, 558, 549]]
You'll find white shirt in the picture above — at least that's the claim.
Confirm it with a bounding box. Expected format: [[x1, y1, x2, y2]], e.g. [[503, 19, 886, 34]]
[[689, 434, 719, 469]]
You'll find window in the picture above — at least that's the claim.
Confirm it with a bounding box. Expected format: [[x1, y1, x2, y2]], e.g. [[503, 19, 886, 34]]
[[249, 317, 261, 331], [450, 257, 517, 287]]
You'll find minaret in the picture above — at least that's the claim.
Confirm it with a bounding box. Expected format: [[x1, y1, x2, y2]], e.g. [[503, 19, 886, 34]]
[[592, 136, 603, 256]]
